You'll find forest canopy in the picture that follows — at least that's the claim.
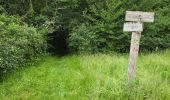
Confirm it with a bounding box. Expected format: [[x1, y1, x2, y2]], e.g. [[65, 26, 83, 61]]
[[0, 0, 170, 53]]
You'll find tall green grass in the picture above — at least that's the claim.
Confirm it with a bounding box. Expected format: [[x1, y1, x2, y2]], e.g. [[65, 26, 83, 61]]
[[0, 51, 170, 100]]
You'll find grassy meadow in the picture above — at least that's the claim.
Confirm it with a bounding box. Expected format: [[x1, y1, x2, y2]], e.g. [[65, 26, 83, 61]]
[[0, 51, 170, 100]]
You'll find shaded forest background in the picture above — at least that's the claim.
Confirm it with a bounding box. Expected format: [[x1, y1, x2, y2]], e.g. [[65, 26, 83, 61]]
[[1, 0, 170, 53], [0, 0, 170, 75]]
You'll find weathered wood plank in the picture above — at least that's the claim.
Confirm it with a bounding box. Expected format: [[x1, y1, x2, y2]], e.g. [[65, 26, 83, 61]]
[[125, 11, 154, 22], [123, 22, 143, 32], [128, 32, 141, 81]]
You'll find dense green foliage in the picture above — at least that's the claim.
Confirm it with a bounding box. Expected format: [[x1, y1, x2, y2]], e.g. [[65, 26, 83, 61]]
[[1, 0, 170, 53], [1, 51, 170, 99], [0, 0, 85, 33], [69, 0, 170, 53], [0, 0, 59, 32], [0, 14, 46, 74]]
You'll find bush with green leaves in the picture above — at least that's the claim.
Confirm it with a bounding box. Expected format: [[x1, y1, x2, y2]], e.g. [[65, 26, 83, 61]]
[[69, 0, 170, 53], [0, 14, 46, 74]]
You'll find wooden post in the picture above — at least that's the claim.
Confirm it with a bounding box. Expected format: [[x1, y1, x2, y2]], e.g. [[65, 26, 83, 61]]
[[128, 32, 141, 81]]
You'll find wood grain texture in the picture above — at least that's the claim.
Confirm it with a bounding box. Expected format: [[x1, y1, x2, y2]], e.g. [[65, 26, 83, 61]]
[[128, 32, 141, 81], [125, 11, 154, 22], [123, 22, 143, 32]]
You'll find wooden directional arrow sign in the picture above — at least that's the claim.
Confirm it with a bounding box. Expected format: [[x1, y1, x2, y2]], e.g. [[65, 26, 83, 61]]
[[125, 11, 155, 22], [123, 22, 143, 32]]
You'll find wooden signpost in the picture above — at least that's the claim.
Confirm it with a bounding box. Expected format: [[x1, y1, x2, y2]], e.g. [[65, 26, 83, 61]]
[[124, 11, 155, 81]]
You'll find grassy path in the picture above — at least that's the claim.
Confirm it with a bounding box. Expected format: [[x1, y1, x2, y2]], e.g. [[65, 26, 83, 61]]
[[0, 52, 170, 100]]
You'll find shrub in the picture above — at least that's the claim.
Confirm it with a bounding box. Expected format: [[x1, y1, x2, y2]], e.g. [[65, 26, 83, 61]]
[[69, 23, 116, 53], [0, 14, 47, 74]]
